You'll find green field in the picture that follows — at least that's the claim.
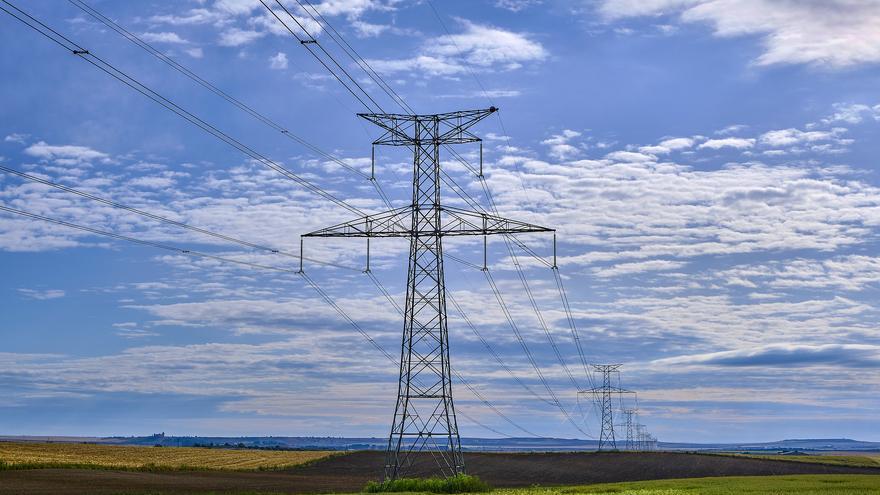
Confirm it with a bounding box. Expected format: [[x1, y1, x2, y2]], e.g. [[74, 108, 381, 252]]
[[732, 453, 880, 469], [493, 475, 880, 495]]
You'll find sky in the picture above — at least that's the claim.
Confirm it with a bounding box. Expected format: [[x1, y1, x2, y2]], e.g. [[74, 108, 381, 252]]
[[1, 0, 879, 444]]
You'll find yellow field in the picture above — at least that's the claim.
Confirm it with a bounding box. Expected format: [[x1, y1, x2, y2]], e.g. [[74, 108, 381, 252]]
[[0, 441, 336, 471]]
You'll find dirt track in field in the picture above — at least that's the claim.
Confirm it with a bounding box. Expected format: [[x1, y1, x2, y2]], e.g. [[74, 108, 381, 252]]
[[2, 451, 880, 494]]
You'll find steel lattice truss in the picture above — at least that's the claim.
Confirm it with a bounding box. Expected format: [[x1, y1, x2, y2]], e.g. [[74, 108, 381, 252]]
[[581, 364, 631, 451], [306, 205, 550, 238], [305, 108, 553, 480], [621, 408, 637, 451]]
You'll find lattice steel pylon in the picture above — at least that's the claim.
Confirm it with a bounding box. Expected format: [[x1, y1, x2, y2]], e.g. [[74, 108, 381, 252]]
[[581, 364, 629, 451], [304, 108, 553, 480], [622, 408, 636, 451]]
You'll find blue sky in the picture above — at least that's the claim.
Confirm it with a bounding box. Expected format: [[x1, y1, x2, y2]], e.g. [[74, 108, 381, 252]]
[[1, 0, 880, 443]]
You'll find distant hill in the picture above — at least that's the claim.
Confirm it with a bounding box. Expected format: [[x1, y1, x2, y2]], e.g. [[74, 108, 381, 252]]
[[2, 435, 878, 453]]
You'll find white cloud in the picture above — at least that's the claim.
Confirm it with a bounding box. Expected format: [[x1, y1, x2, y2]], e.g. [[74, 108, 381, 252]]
[[368, 55, 467, 77], [654, 344, 880, 368], [487, 116, 880, 269], [435, 89, 522, 99], [307, 0, 388, 18], [218, 28, 265, 47], [269, 51, 289, 70], [759, 128, 836, 147], [541, 130, 582, 160], [594, 259, 687, 278], [604, 150, 656, 162], [112, 322, 159, 339], [4, 101, 880, 438], [214, 0, 261, 16], [150, 1, 384, 50], [127, 176, 175, 189], [140, 32, 189, 44], [432, 20, 547, 69], [822, 103, 880, 125], [185, 47, 204, 59], [351, 20, 389, 38], [718, 255, 880, 292], [716, 124, 748, 135], [23, 141, 110, 164], [494, 0, 543, 12], [369, 20, 547, 77], [4, 133, 28, 144], [598, 0, 880, 68], [640, 137, 695, 155], [698, 137, 755, 149], [17, 288, 66, 300], [148, 9, 223, 26]]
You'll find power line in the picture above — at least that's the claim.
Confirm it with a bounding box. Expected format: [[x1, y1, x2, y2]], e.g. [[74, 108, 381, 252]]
[[483, 269, 591, 437], [297, 0, 414, 115], [67, 0, 397, 210], [387, 9, 593, 427], [446, 290, 555, 406], [552, 268, 597, 389], [0, 204, 301, 274], [298, 270, 398, 362], [371, 257, 556, 408], [274, 2, 586, 440], [0, 190, 532, 439], [0, 0, 364, 217], [0, 164, 358, 271], [436, 143, 591, 433], [424, 1, 533, 203], [305, 269, 539, 438], [259, 0, 383, 114], [4, 0, 565, 445], [0, 191, 529, 439], [277, 0, 552, 277], [264, 0, 554, 275]]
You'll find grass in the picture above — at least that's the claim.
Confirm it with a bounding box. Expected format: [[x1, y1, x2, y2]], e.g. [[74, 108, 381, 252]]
[[731, 453, 880, 469], [93, 476, 880, 495], [494, 475, 880, 495], [0, 441, 336, 472], [364, 474, 492, 493]]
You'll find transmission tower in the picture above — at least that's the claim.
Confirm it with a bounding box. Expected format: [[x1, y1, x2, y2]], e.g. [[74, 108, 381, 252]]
[[581, 364, 631, 451], [635, 423, 646, 451], [304, 108, 553, 480], [622, 408, 636, 451]]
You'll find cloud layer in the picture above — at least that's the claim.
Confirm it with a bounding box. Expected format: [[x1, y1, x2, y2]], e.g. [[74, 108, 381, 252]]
[[598, 0, 880, 68]]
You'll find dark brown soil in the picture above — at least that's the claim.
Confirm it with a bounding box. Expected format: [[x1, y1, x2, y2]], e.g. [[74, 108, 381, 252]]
[[1, 451, 879, 494]]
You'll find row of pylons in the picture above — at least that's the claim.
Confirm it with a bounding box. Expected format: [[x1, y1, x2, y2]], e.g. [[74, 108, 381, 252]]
[[582, 364, 658, 451]]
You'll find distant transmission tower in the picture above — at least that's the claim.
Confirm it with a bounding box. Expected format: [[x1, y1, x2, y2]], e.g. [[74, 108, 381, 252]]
[[622, 409, 636, 451], [304, 108, 553, 480], [636, 423, 646, 451], [582, 364, 630, 451]]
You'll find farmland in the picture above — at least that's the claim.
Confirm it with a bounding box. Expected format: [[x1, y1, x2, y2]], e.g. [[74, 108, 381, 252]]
[[496, 475, 880, 494], [2, 449, 880, 494], [0, 441, 335, 471], [733, 453, 880, 469]]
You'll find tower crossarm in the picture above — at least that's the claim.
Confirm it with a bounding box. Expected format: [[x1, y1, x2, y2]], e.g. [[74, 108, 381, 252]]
[[579, 387, 633, 395], [440, 206, 552, 236], [304, 205, 552, 238], [359, 108, 497, 146], [303, 206, 412, 238]]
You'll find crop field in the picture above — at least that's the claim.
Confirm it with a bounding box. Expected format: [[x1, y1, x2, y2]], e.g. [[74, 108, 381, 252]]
[[733, 453, 880, 469], [496, 475, 880, 495], [0, 441, 335, 471], [1, 450, 879, 494]]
